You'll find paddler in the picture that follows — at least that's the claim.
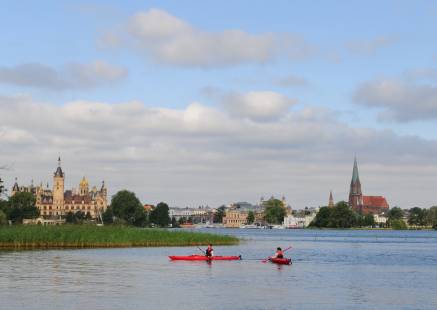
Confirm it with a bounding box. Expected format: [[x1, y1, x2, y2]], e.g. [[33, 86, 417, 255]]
[[273, 247, 284, 259], [205, 244, 214, 257]]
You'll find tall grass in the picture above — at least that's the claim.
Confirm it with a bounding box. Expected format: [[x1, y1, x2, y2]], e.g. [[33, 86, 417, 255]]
[[0, 225, 239, 249]]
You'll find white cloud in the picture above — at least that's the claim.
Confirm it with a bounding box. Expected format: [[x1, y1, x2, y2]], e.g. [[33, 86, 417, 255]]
[[0, 61, 127, 91], [103, 8, 314, 68], [346, 36, 396, 56], [222, 91, 297, 122], [1, 95, 437, 208], [354, 75, 437, 122]]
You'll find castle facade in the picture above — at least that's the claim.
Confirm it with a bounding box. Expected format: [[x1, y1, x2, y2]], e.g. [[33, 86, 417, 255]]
[[12, 158, 108, 220]]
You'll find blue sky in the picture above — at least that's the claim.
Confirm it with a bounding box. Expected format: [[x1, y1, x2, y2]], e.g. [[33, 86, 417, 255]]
[[1, 1, 437, 207]]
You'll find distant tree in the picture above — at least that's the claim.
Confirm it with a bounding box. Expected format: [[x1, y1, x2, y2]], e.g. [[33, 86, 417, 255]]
[[102, 206, 114, 224], [65, 212, 75, 224], [214, 206, 226, 223], [110, 190, 146, 227], [408, 207, 427, 226], [391, 219, 407, 230], [310, 206, 332, 227], [363, 214, 375, 227], [329, 201, 356, 228], [426, 206, 437, 228], [150, 202, 170, 227], [247, 211, 255, 224], [264, 198, 286, 224], [171, 216, 179, 228], [388, 207, 404, 221], [0, 210, 7, 225], [7, 192, 39, 224]]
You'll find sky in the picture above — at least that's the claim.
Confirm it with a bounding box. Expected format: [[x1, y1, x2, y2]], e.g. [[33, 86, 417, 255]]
[[1, 0, 437, 208]]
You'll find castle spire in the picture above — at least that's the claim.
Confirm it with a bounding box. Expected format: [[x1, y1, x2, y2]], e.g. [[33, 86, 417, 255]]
[[54, 157, 64, 178]]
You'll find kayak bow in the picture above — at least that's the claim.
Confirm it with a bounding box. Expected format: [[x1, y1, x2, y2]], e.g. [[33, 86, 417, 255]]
[[169, 255, 241, 261]]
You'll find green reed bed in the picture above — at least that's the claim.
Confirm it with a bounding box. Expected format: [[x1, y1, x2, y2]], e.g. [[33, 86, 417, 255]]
[[0, 225, 239, 249]]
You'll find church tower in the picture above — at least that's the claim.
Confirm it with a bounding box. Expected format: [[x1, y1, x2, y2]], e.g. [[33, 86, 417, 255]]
[[348, 157, 363, 212], [328, 191, 334, 208], [53, 157, 65, 214]]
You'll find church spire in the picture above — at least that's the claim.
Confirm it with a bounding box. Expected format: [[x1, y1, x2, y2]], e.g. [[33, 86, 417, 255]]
[[352, 156, 360, 184], [328, 191, 334, 208], [349, 156, 363, 211]]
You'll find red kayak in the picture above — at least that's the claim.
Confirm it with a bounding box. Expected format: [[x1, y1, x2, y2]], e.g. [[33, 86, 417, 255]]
[[269, 257, 292, 265], [169, 255, 241, 261]]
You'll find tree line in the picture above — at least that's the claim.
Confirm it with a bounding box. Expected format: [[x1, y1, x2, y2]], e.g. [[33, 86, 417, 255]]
[[310, 202, 437, 229], [0, 185, 171, 227]]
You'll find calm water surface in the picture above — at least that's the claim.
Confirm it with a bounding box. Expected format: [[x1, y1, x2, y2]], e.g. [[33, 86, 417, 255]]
[[1, 229, 436, 310]]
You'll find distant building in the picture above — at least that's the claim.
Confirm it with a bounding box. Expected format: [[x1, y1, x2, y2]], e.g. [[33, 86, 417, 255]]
[[328, 191, 335, 208], [348, 157, 389, 215], [12, 157, 108, 221], [283, 207, 318, 228]]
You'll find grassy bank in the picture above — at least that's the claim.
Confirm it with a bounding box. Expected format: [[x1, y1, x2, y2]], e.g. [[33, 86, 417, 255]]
[[0, 225, 239, 249]]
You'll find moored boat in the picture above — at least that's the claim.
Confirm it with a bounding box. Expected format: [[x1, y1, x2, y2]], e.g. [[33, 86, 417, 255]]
[[269, 257, 292, 265], [169, 255, 242, 261]]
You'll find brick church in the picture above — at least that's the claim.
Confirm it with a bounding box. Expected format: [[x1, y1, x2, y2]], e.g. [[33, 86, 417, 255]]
[[348, 157, 389, 215]]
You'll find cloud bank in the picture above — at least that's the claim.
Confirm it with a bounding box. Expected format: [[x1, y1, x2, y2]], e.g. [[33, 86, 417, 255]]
[[1, 94, 437, 208], [0, 61, 127, 91], [102, 9, 314, 68], [354, 71, 437, 122]]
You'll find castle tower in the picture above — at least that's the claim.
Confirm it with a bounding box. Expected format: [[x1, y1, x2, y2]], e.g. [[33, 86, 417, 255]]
[[328, 191, 334, 208], [348, 157, 363, 212], [79, 176, 89, 196], [53, 157, 65, 213]]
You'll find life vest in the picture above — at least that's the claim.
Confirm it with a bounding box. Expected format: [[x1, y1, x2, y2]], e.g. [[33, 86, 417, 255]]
[[206, 247, 213, 256], [276, 250, 284, 258]]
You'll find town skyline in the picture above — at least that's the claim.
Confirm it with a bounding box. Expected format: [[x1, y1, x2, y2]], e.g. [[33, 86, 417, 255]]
[[1, 1, 437, 208], [1, 156, 427, 210]]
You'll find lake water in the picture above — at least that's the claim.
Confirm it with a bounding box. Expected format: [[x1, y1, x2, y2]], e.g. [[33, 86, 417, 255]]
[[1, 229, 436, 310]]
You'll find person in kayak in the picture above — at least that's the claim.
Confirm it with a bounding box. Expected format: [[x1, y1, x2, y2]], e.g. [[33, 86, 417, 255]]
[[273, 247, 284, 259], [205, 244, 214, 257]]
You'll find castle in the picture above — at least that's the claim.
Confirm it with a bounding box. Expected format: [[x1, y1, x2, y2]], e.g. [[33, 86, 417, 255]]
[[12, 158, 108, 220], [348, 157, 389, 215]]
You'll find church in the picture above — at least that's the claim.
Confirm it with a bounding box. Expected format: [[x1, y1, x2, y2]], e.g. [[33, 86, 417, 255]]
[[12, 158, 108, 220], [348, 157, 389, 215]]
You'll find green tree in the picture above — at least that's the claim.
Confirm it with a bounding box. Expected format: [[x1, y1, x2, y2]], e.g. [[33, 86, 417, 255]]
[[110, 190, 146, 227], [329, 201, 356, 228], [65, 211, 75, 224], [7, 192, 39, 223], [171, 216, 179, 228], [150, 202, 170, 227], [213, 206, 226, 223], [391, 219, 407, 230], [388, 207, 404, 221], [363, 214, 375, 227], [310, 206, 332, 227], [408, 207, 427, 226], [247, 211, 255, 224], [0, 210, 7, 225], [426, 206, 437, 228], [102, 206, 114, 224], [263, 198, 286, 224]]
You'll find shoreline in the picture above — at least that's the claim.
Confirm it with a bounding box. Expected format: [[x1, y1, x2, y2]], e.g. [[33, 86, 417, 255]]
[[0, 225, 239, 250]]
